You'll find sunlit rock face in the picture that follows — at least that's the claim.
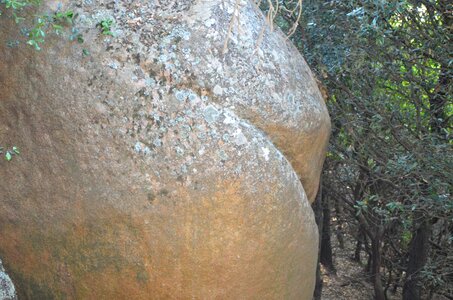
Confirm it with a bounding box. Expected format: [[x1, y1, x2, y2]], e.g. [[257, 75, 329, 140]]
[[0, 259, 17, 300], [0, 0, 330, 299]]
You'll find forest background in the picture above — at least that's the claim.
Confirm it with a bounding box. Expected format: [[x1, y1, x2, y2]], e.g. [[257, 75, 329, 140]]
[[1, 0, 452, 299], [262, 0, 452, 299]]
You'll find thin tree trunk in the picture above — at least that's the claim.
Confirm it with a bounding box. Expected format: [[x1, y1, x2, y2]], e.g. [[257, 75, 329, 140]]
[[372, 226, 385, 300], [385, 268, 392, 297], [429, 4, 452, 137], [391, 271, 400, 294], [312, 179, 324, 300], [403, 220, 431, 300], [334, 197, 345, 249], [314, 258, 323, 300], [354, 228, 365, 262], [367, 252, 372, 274], [320, 192, 335, 273]]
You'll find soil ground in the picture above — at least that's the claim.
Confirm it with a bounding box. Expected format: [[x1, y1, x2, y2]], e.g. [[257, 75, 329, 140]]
[[320, 233, 402, 300]]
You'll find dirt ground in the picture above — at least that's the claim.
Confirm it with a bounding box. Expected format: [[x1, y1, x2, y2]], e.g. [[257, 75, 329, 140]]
[[320, 234, 402, 300], [319, 232, 453, 300]]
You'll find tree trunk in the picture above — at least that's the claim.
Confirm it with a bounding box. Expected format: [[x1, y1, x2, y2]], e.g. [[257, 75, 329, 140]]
[[371, 226, 385, 300], [354, 228, 365, 263], [429, 66, 449, 135], [320, 191, 335, 273], [313, 258, 323, 300], [429, 3, 452, 137], [403, 220, 431, 300], [312, 179, 324, 300], [334, 196, 345, 249], [385, 268, 392, 297]]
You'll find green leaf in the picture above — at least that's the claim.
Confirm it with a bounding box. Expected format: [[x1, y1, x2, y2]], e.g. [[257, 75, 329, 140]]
[[27, 39, 41, 50], [64, 10, 74, 20], [77, 34, 84, 44], [5, 152, 12, 161], [97, 18, 114, 36], [12, 146, 20, 154]]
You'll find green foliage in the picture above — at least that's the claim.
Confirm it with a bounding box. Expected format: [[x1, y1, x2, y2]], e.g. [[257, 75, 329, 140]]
[[1, 0, 76, 50], [0, 146, 19, 161], [97, 18, 114, 36], [82, 48, 90, 56], [28, 10, 75, 50], [2, 0, 38, 10], [270, 0, 452, 297]]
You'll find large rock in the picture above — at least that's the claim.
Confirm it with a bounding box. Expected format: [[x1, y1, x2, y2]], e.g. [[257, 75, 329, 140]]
[[0, 0, 330, 299]]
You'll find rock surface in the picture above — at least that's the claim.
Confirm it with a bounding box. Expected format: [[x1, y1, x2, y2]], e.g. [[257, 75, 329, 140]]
[[0, 0, 330, 299], [0, 259, 17, 300]]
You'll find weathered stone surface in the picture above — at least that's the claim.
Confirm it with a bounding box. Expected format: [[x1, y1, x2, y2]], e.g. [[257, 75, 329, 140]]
[[0, 0, 329, 299], [0, 259, 17, 300]]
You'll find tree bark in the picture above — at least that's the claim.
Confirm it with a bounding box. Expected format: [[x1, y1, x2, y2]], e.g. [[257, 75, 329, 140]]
[[313, 259, 323, 300], [429, 2, 452, 137], [354, 228, 365, 262], [403, 220, 431, 300], [312, 179, 324, 300], [371, 226, 386, 300], [320, 191, 335, 273], [334, 197, 345, 249]]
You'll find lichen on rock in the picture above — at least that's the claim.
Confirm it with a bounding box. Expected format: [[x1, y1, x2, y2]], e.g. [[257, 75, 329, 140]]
[[0, 0, 330, 299], [0, 259, 17, 300]]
